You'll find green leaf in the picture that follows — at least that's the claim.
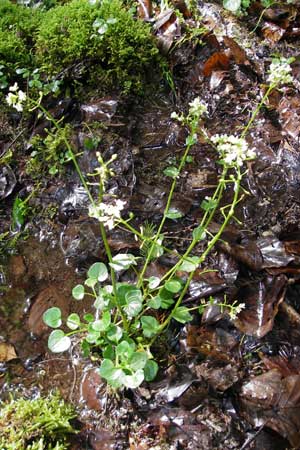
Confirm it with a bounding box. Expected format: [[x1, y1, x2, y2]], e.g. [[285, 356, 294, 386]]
[[103, 344, 115, 360], [165, 207, 184, 220], [81, 339, 90, 357], [84, 313, 94, 322], [88, 262, 108, 282], [43, 307, 62, 328], [107, 324, 123, 343], [48, 330, 71, 353], [109, 253, 137, 271], [124, 289, 143, 318], [178, 256, 199, 272], [163, 166, 179, 178], [99, 359, 115, 379], [91, 311, 111, 332], [148, 276, 161, 290], [12, 196, 26, 230], [158, 287, 175, 309], [201, 198, 218, 211], [123, 369, 144, 389], [72, 284, 85, 300], [116, 341, 135, 360], [141, 316, 160, 338], [192, 225, 206, 241], [129, 352, 148, 371], [85, 277, 97, 288], [164, 279, 182, 293], [148, 296, 161, 309], [66, 313, 80, 330], [223, 0, 241, 12], [85, 329, 100, 344], [172, 306, 193, 324], [144, 360, 159, 381], [185, 133, 197, 146]]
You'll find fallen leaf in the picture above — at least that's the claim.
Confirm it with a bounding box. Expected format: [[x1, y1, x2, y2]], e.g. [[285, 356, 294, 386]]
[[0, 342, 17, 362], [223, 36, 248, 65], [203, 52, 230, 77]]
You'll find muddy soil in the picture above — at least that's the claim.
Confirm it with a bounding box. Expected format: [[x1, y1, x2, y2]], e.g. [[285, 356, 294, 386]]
[[1, 1, 300, 449]]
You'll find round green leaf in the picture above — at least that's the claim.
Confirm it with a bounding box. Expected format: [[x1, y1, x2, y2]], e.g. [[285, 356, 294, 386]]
[[129, 351, 148, 371], [87, 262, 108, 282], [123, 369, 144, 389], [116, 341, 135, 360], [148, 276, 161, 290], [66, 313, 80, 330], [165, 279, 182, 293], [124, 289, 143, 318], [72, 284, 85, 300], [178, 256, 199, 272], [144, 360, 159, 381], [165, 207, 184, 220], [172, 306, 193, 324], [107, 325, 123, 343], [48, 330, 71, 353], [43, 307, 62, 328], [141, 316, 160, 338]]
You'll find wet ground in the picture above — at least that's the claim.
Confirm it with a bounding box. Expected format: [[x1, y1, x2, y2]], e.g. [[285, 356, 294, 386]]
[[1, 1, 300, 448]]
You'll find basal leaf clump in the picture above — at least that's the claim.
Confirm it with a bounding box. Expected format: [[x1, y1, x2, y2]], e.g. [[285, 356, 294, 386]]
[[0, 393, 77, 449], [36, 0, 160, 93]]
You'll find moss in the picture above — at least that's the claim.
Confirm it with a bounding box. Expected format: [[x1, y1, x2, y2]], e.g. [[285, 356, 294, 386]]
[[0, 393, 77, 449], [0, 0, 41, 67], [36, 0, 160, 93]]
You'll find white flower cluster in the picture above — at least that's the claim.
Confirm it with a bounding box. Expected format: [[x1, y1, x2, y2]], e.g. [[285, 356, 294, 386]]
[[267, 57, 294, 86], [171, 97, 208, 122], [188, 97, 208, 117], [228, 302, 245, 320], [88, 199, 126, 229], [6, 83, 27, 112], [211, 134, 255, 167]]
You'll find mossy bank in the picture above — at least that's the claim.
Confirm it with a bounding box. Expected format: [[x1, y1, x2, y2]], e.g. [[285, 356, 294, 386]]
[[0, 0, 163, 95]]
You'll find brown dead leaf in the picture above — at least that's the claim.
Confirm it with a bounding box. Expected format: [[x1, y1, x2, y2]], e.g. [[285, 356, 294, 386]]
[[234, 274, 287, 338], [240, 370, 300, 447], [223, 36, 248, 65], [0, 342, 17, 362], [261, 22, 285, 45], [203, 52, 230, 77]]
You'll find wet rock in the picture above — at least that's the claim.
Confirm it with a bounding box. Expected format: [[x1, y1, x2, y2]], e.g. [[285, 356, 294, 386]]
[[7, 255, 26, 284], [80, 368, 106, 411], [89, 429, 116, 450], [0, 165, 16, 199], [80, 98, 118, 123], [27, 285, 70, 336]]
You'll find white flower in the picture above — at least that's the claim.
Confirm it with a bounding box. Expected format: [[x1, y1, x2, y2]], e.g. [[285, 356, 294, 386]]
[[9, 82, 19, 92], [267, 57, 294, 86], [188, 97, 208, 117], [211, 134, 255, 167], [88, 199, 126, 229], [6, 84, 27, 112], [229, 302, 245, 320]]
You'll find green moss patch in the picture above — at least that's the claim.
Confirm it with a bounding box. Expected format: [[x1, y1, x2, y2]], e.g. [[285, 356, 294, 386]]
[[0, 393, 78, 449], [36, 0, 160, 93]]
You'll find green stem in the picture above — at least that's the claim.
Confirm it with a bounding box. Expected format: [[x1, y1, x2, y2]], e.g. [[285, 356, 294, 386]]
[[241, 85, 274, 138], [137, 127, 197, 288], [34, 101, 129, 329], [158, 168, 241, 335]]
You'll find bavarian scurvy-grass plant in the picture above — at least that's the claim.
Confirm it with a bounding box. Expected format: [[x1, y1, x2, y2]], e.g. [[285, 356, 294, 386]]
[[43, 96, 255, 390]]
